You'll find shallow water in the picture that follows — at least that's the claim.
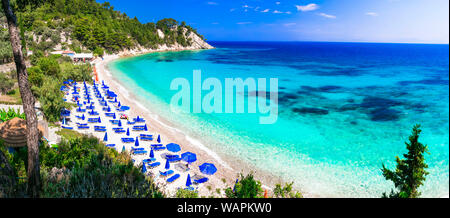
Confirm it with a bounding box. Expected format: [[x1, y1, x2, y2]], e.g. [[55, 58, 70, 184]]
[[109, 41, 449, 197]]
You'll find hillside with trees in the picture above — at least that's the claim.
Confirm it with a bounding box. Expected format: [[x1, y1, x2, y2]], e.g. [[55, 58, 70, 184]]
[[1, 0, 210, 59]]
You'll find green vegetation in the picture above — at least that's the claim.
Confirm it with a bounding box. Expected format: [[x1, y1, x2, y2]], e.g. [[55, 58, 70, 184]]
[[225, 172, 264, 198], [0, 107, 25, 122], [381, 124, 429, 198], [27, 54, 92, 122], [176, 188, 199, 198], [273, 182, 302, 198], [1, 0, 201, 56], [0, 135, 164, 198], [0, 72, 15, 95]]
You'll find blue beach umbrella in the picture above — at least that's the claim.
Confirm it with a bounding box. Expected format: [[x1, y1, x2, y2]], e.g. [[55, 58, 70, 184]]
[[118, 101, 121, 107], [199, 163, 217, 175], [135, 137, 139, 146], [181, 152, 197, 164], [103, 132, 108, 142], [186, 174, 192, 187], [157, 135, 161, 143], [149, 148, 154, 158], [122, 146, 125, 152], [166, 143, 181, 153], [126, 128, 130, 136], [81, 114, 85, 120], [118, 120, 122, 127], [62, 117, 66, 125], [98, 117, 101, 123], [112, 113, 116, 119], [114, 97, 117, 102], [120, 106, 130, 111], [144, 124, 148, 131], [165, 159, 170, 170], [142, 162, 147, 173]]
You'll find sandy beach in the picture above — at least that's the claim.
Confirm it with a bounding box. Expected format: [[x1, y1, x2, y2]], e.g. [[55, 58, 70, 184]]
[[90, 49, 308, 197], [91, 53, 258, 197]]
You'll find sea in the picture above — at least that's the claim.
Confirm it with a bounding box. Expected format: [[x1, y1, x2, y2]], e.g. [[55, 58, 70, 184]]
[[108, 41, 449, 197]]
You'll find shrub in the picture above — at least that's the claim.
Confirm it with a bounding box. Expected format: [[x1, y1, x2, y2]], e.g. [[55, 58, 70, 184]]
[[225, 172, 263, 198], [0, 73, 15, 94], [176, 188, 199, 198]]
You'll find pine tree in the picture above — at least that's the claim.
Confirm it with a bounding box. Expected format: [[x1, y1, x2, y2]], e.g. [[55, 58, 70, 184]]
[[381, 124, 429, 198]]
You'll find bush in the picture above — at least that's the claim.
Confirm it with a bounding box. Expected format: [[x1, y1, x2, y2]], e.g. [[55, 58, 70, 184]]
[[1, 134, 165, 198], [0, 73, 15, 95], [36, 77, 67, 122], [273, 182, 302, 198], [37, 57, 61, 77], [225, 172, 263, 198], [176, 188, 199, 198]]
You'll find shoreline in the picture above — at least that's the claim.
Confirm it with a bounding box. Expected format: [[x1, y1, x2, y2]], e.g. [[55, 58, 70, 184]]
[[93, 48, 317, 197]]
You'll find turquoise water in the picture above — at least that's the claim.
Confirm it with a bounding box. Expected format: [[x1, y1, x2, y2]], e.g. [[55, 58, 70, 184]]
[[109, 42, 449, 197]]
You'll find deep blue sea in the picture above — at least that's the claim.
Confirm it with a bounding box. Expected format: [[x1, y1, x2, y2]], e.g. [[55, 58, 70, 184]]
[[109, 41, 449, 197]]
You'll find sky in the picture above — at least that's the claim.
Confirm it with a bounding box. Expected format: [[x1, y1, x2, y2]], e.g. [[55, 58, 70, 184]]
[[97, 0, 449, 44]]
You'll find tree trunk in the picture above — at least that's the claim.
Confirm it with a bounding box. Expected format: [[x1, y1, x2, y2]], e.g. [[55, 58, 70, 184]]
[[1, 0, 40, 197]]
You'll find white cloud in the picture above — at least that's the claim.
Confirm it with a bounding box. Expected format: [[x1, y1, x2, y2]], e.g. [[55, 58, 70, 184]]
[[366, 12, 378, 16], [283, 23, 296, 26], [318, 12, 336, 19], [230, 8, 236, 12], [207, 1, 218, 5], [237, 22, 252, 25], [273, 10, 283, 14], [295, 3, 319, 12], [276, 2, 281, 5], [261, 9, 270, 13], [285, 11, 292, 14], [254, 6, 260, 11]]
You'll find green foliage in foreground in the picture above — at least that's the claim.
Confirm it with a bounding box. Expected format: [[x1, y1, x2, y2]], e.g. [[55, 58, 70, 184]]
[[273, 182, 302, 198], [176, 188, 199, 198], [381, 124, 429, 198], [0, 135, 165, 198], [225, 173, 264, 198], [0, 108, 26, 122]]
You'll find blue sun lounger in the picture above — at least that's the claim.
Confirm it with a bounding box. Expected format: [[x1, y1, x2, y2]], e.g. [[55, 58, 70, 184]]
[[194, 177, 209, 184], [134, 117, 145, 123], [132, 147, 144, 151], [78, 126, 89, 129], [153, 146, 165, 151], [88, 118, 101, 123], [159, 170, 174, 177], [105, 113, 115, 117], [76, 108, 86, 113], [121, 138, 135, 143], [132, 126, 145, 131], [110, 120, 120, 125], [106, 144, 115, 147], [167, 174, 180, 183], [115, 129, 126, 133], [61, 126, 73, 130], [127, 121, 136, 125], [143, 158, 156, 163], [88, 111, 99, 116], [140, 135, 153, 141], [133, 150, 147, 155], [148, 162, 161, 168]]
